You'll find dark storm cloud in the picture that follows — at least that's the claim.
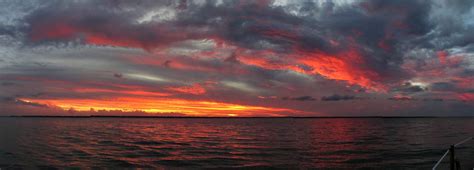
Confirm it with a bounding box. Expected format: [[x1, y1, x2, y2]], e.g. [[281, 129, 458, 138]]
[[429, 82, 456, 92], [459, 69, 474, 78], [281, 96, 316, 101], [422, 98, 444, 102], [402, 86, 425, 93], [1, 82, 16, 86], [311, 0, 433, 78], [8, 0, 473, 81], [184, 0, 433, 83], [445, 0, 474, 13], [113, 73, 123, 78], [0, 25, 17, 37], [23, 0, 207, 50], [321, 94, 356, 101], [428, 81, 474, 95], [175, 1, 309, 52], [414, 0, 474, 51]]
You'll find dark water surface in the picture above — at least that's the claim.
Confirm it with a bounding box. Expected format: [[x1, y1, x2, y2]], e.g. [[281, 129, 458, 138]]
[[0, 117, 473, 169]]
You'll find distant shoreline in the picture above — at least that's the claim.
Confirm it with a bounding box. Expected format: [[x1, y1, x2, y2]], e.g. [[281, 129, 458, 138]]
[[1, 115, 472, 118]]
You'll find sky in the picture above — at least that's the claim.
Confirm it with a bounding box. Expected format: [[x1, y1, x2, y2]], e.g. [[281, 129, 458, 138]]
[[0, 0, 473, 117]]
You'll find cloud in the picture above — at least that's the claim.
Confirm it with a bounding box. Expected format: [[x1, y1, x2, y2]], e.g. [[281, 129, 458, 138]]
[[15, 0, 438, 90], [422, 98, 444, 102], [2, 97, 48, 108], [392, 82, 426, 93], [321, 94, 356, 101], [221, 81, 262, 93], [165, 83, 206, 95], [24, 1, 197, 50], [1, 0, 474, 116], [429, 82, 456, 92], [388, 95, 415, 101], [1, 82, 16, 86], [458, 92, 474, 102], [281, 96, 316, 101], [113, 73, 123, 78]]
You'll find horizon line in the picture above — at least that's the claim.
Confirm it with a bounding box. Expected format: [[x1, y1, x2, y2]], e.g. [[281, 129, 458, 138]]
[[1, 115, 473, 118]]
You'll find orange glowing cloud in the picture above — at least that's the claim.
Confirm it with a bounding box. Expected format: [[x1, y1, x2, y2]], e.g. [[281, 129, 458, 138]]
[[233, 47, 385, 90], [29, 19, 386, 91], [217, 45, 385, 91], [236, 50, 305, 73], [20, 97, 303, 116], [166, 83, 206, 95], [296, 49, 384, 90]]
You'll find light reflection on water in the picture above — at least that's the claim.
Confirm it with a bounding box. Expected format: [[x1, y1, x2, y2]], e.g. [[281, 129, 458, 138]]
[[0, 118, 473, 169]]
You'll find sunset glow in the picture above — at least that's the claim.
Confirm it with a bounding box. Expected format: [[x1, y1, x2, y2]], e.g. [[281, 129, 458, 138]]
[[21, 97, 300, 116]]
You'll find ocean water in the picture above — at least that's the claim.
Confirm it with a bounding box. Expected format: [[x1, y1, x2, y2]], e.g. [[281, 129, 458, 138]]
[[0, 117, 473, 169]]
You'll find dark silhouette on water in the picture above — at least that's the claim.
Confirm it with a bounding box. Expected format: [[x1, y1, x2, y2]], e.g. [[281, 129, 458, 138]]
[[432, 137, 473, 170]]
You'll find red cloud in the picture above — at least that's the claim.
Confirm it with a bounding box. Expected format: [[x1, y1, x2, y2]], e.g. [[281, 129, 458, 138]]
[[29, 18, 205, 51], [30, 21, 76, 41], [458, 93, 474, 103], [223, 46, 386, 91], [29, 14, 387, 91], [295, 49, 385, 91], [166, 83, 206, 95], [437, 51, 448, 65]]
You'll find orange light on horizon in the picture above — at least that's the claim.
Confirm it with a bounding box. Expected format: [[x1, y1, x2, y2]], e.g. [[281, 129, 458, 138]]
[[21, 97, 303, 116]]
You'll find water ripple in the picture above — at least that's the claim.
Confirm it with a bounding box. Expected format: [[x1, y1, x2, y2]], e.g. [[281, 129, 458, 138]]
[[0, 118, 472, 169]]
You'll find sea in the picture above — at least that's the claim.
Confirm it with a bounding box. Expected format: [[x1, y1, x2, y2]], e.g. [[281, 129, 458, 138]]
[[0, 117, 473, 169]]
